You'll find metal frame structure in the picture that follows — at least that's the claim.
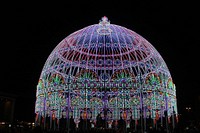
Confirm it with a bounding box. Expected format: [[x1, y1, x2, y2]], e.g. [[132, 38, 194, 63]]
[[35, 17, 178, 132]]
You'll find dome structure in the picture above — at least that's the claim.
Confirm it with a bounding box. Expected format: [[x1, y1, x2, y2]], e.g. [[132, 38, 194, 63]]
[[35, 16, 178, 131]]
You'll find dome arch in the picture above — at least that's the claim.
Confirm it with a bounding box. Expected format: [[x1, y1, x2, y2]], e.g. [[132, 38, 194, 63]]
[[35, 16, 178, 130]]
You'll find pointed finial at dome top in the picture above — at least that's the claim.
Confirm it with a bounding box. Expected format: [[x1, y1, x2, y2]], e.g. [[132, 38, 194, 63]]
[[102, 16, 108, 22], [97, 16, 112, 35], [99, 16, 110, 26]]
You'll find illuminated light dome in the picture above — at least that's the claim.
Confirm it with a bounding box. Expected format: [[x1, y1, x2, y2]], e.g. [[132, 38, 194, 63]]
[[35, 16, 178, 131]]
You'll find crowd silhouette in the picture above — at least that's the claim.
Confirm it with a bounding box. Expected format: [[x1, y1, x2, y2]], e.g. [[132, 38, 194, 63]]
[[1, 113, 200, 133]]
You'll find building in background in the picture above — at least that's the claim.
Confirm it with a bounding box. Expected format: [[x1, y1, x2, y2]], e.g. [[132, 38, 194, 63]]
[[0, 92, 16, 123]]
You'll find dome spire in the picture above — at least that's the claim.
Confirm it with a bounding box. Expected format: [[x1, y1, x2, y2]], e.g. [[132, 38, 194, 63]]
[[102, 16, 108, 22], [99, 16, 110, 26], [97, 16, 112, 35]]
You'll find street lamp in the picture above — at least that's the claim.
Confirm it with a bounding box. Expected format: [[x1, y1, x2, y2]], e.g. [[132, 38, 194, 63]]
[[185, 107, 191, 112], [185, 106, 192, 123]]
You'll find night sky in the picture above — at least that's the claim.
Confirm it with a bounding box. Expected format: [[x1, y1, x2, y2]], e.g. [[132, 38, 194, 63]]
[[1, 1, 199, 122]]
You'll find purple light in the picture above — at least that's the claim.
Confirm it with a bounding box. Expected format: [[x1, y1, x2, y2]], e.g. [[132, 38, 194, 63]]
[[35, 17, 177, 130]]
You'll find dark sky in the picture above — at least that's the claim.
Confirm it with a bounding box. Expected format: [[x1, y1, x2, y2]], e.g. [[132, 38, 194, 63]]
[[1, 1, 200, 121]]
